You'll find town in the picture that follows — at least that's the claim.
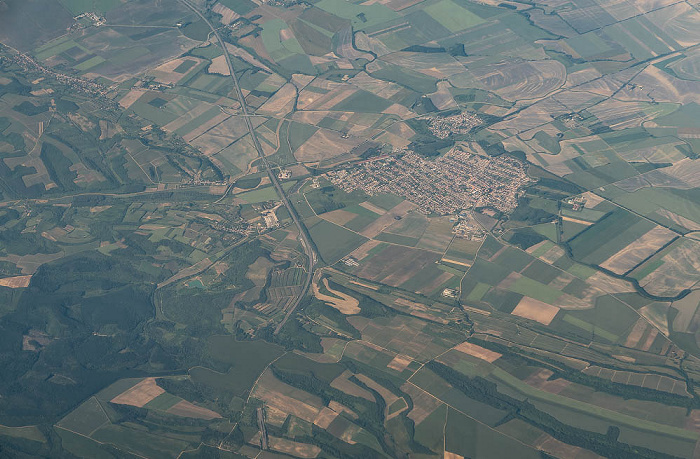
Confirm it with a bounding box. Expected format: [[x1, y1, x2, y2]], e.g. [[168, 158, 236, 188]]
[[326, 145, 532, 215]]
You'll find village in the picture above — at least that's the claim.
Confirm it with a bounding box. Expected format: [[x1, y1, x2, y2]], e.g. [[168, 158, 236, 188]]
[[326, 145, 532, 215]]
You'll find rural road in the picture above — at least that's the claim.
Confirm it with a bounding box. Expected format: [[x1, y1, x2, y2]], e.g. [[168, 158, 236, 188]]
[[179, 0, 318, 335]]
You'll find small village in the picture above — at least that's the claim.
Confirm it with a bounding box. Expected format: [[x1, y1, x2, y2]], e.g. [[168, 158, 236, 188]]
[[425, 111, 482, 139]]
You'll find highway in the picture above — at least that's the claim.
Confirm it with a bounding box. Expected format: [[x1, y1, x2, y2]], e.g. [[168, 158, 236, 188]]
[[179, 0, 318, 334]]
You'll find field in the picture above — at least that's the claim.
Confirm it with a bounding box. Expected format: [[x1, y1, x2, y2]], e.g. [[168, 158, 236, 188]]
[[1, 0, 700, 457]]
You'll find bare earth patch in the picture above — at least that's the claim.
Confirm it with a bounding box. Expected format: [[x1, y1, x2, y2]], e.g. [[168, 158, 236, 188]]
[[294, 129, 364, 163], [600, 225, 676, 275], [322, 209, 358, 226], [387, 354, 413, 372], [313, 278, 360, 314], [110, 378, 164, 407], [511, 297, 560, 325], [313, 407, 339, 429], [0, 275, 31, 288], [453, 341, 502, 363], [269, 436, 321, 458], [118, 89, 146, 109], [348, 240, 382, 261]]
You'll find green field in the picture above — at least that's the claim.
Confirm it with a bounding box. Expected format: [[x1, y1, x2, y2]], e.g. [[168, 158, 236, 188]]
[[424, 0, 484, 33], [58, 0, 122, 14], [308, 219, 368, 264]]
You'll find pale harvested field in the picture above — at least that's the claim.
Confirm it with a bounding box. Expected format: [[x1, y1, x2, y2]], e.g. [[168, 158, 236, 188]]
[[387, 354, 413, 372], [118, 89, 146, 109], [269, 436, 321, 459], [297, 87, 353, 111], [638, 239, 700, 296], [348, 72, 403, 99], [0, 275, 31, 288], [394, 297, 429, 313], [440, 257, 471, 267], [208, 55, 230, 76], [580, 191, 606, 208], [453, 341, 502, 362], [328, 401, 357, 418], [444, 453, 464, 459], [649, 157, 700, 188], [376, 130, 412, 149], [360, 200, 417, 238], [110, 378, 164, 407], [430, 81, 458, 110], [182, 113, 230, 143], [239, 35, 273, 65], [526, 240, 550, 254], [640, 303, 669, 336], [313, 407, 339, 429], [150, 57, 203, 84], [623, 318, 648, 348], [225, 42, 273, 73], [600, 226, 677, 274], [292, 111, 334, 126], [292, 73, 315, 90], [90, 205, 112, 214], [383, 103, 414, 118], [167, 400, 221, 419], [561, 216, 594, 225], [538, 244, 566, 264], [639, 328, 659, 351], [358, 201, 386, 215], [382, 52, 467, 82], [473, 60, 566, 101], [619, 63, 700, 105], [348, 240, 382, 261], [258, 83, 296, 116], [294, 129, 364, 162], [589, 99, 671, 130], [657, 209, 700, 231], [254, 377, 321, 423], [331, 370, 374, 401], [586, 271, 635, 293], [162, 102, 214, 133], [313, 278, 360, 314], [529, 137, 584, 176], [386, 121, 416, 139], [492, 97, 570, 135], [322, 209, 358, 226], [265, 407, 291, 427], [511, 297, 560, 325], [349, 280, 378, 290]]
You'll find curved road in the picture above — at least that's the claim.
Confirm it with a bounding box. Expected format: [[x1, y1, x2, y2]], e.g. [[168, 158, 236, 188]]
[[179, 0, 318, 334]]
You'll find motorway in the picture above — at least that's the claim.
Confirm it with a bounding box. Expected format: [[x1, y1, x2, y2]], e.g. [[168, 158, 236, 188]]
[[179, 0, 318, 334]]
